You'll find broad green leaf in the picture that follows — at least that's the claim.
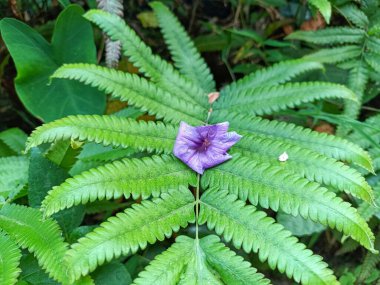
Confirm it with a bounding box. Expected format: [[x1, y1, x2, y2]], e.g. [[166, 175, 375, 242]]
[[0, 5, 106, 122], [28, 148, 84, 235]]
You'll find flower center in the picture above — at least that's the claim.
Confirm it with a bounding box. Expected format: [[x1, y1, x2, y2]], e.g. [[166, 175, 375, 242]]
[[199, 138, 211, 151]]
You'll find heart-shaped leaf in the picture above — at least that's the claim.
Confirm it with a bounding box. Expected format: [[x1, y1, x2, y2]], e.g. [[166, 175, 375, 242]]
[[0, 5, 106, 122]]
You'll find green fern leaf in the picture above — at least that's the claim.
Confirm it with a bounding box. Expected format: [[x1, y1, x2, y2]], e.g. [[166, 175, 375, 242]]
[[83, 9, 208, 107], [199, 235, 270, 285], [364, 53, 380, 73], [348, 114, 380, 149], [358, 234, 380, 283], [202, 157, 376, 252], [340, 61, 369, 126], [199, 188, 339, 284], [0, 128, 27, 154], [215, 82, 356, 115], [177, 241, 224, 285], [221, 60, 323, 97], [366, 37, 380, 54], [0, 231, 21, 285], [41, 155, 196, 216], [308, 0, 331, 23], [0, 204, 69, 282], [25, 115, 177, 153], [338, 4, 369, 29], [132, 235, 195, 285], [132, 234, 271, 284], [150, 2, 215, 93], [303, 46, 362, 63], [233, 134, 374, 203], [66, 187, 195, 281], [52, 63, 205, 124], [0, 156, 29, 199], [210, 111, 373, 172], [286, 27, 366, 45]]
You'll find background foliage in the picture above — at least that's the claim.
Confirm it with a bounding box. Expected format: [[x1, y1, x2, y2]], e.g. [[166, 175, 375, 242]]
[[1, 0, 380, 284]]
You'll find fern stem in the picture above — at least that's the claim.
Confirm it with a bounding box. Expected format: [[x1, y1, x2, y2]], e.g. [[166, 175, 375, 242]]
[[195, 173, 200, 240]]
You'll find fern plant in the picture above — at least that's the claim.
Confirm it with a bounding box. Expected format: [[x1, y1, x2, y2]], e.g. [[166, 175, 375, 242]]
[[1, 2, 378, 284], [287, 1, 380, 126]]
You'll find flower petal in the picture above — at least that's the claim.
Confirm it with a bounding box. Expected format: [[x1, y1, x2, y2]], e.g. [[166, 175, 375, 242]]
[[173, 121, 242, 174]]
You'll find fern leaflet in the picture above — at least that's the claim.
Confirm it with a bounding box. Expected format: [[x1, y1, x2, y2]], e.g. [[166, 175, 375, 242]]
[[83, 9, 208, 107], [41, 155, 196, 216], [202, 157, 376, 252], [134, 235, 270, 285], [215, 82, 356, 115], [150, 1, 215, 93], [65, 187, 195, 281], [233, 134, 374, 204], [338, 4, 369, 29], [0, 231, 21, 285], [303, 45, 362, 63], [210, 111, 373, 172], [221, 60, 323, 97], [52, 63, 206, 124], [0, 156, 29, 199], [25, 115, 177, 154], [0, 204, 69, 283], [286, 27, 366, 45], [199, 188, 339, 285]]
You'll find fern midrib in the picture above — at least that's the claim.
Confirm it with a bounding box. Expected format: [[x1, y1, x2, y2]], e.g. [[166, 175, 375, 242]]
[[200, 200, 330, 285]]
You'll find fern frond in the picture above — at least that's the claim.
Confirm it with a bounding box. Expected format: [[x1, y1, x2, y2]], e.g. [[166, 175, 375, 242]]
[[340, 61, 369, 124], [221, 60, 323, 97], [25, 115, 177, 153], [202, 157, 376, 252], [338, 4, 369, 29], [199, 189, 339, 285], [0, 128, 27, 154], [134, 234, 270, 284], [0, 231, 21, 285], [132, 235, 195, 285], [365, 53, 380, 73], [303, 46, 361, 63], [41, 155, 196, 216], [366, 37, 380, 54], [199, 235, 270, 285], [358, 235, 380, 283], [0, 156, 29, 198], [83, 9, 208, 107], [286, 27, 366, 45], [348, 114, 380, 149], [66, 187, 195, 281], [0, 204, 69, 282], [150, 1, 215, 93], [308, 0, 331, 23], [210, 111, 373, 171], [233, 134, 374, 203], [52, 63, 206, 124], [215, 82, 356, 115]]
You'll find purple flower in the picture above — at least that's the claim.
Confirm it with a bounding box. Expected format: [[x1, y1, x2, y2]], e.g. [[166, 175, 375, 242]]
[[173, 121, 242, 174]]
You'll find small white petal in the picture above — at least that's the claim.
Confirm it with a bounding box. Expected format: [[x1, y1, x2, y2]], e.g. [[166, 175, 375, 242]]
[[278, 152, 289, 162]]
